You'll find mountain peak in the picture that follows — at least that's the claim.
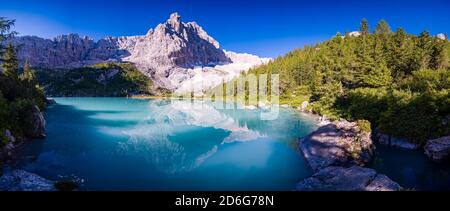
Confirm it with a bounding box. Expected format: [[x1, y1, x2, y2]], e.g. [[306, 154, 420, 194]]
[[167, 12, 182, 30], [168, 12, 181, 22], [12, 12, 270, 93]]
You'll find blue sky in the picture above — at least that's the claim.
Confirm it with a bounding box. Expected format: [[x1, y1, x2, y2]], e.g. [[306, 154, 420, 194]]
[[1, 0, 449, 58]]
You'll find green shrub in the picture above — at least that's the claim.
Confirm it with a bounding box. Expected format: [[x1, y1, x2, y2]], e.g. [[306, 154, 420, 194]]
[[339, 88, 388, 124], [356, 120, 372, 133], [378, 89, 448, 144], [409, 69, 450, 92]]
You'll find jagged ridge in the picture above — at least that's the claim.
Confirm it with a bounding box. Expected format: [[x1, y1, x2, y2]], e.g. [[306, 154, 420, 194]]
[[11, 13, 271, 93]]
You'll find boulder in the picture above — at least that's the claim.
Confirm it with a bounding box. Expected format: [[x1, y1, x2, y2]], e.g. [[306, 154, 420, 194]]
[[365, 174, 403, 191], [0, 170, 56, 191], [26, 106, 46, 138], [296, 166, 401, 191], [378, 133, 390, 145], [390, 137, 420, 150], [425, 136, 450, 163], [376, 132, 420, 150], [46, 98, 56, 105], [299, 120, 374, 171]]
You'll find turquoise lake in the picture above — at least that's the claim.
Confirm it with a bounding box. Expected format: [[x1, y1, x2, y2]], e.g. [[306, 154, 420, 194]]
[[12, 98, 450, 190], [13, 98, 318, 190]]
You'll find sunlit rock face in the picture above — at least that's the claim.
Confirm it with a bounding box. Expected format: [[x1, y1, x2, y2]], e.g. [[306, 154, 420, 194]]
[[12, 13, 271, 93]]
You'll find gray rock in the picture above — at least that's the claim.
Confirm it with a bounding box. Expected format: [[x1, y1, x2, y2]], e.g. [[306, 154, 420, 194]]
[[365, 174, 403, 191], [425, 136, 450, 163], [46, 98, 56, 105], [299, 120, 374, 171], [378, 134, 390, 145], [26, 106, 46, 138], [0, 170, 56, 191], [296, 166, 401, 191], [376, 133, 420, 150], [391, 137, 420, 150]]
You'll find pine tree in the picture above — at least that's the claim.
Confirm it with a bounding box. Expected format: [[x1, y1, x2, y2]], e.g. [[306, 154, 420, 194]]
[[374, 19, 392, 35], [0, 17, 16, 57], [20, 60, 36, 83], [2, 44, 18, 78], [360, 18, 370, 36]]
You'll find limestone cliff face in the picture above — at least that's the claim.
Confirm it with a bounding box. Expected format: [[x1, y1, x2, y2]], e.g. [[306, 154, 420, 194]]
[[11, 13, 269, 92]]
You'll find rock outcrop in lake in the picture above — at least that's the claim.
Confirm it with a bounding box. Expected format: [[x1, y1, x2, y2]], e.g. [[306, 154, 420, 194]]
[[296, 166, 402, 191], [11, 13, 271, 94], [0, 169, 56, 191], [425, 136, 450, 163], [25, 106, 46, 138], [299, 120, 374, 171], [298, 120, 401, 191], [377, 132, 420, 150]]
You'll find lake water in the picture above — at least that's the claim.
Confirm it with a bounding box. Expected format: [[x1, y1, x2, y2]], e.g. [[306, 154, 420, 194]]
[[11, 98, 450, 190], [13, 98, 318, 190]]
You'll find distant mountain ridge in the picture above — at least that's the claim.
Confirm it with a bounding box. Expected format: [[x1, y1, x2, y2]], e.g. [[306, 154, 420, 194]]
[[12, 13, 271, 93]]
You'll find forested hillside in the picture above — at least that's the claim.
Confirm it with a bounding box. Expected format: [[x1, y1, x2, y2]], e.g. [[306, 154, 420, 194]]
[[1, 17, 46, 147], [35, 62, 168, 97], [224, 19, 450, 144]]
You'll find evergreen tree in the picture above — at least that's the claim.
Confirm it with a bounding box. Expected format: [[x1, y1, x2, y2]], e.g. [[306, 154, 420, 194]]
[[374, 19, 392, 35], [0, 17, 16, 57], [20, 60, 36, 83], [360, 18, 370, 36], [214, 19, 449, 143], [2, 44, 18, 78]]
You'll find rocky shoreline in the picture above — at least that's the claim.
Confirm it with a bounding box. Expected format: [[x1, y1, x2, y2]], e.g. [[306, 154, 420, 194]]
[[296, 119, 402, 191], [1, 104, 46, 161], [0, 169, 56, 191], [295, 101, 450, 191], [0, 100, 59, 191]]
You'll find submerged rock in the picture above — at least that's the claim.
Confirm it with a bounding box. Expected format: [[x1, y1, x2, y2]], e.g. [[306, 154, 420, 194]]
[[0, 170, 56, 191], [299, 120, 374, 171], [425, 136, 450, 163], [296, 166, 401, 191]]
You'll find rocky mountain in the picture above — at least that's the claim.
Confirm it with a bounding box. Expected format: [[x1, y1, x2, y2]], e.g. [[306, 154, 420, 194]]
[[11, 13, 271, 94]]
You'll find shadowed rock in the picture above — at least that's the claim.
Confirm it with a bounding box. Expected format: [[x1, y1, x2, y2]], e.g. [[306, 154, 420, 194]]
[[296, 166, 401, 191], [25, 105, 46, 138], [299, 120, 374, 171], [425, 136, 450, 163], [0, 170, 56, 191]]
